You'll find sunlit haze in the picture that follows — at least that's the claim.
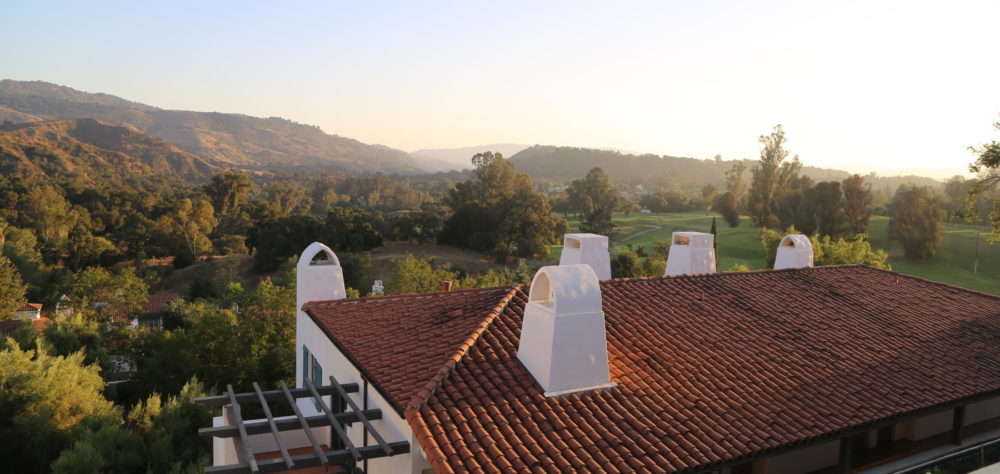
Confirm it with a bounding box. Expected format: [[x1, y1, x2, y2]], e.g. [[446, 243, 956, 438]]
[[3, 0, 999, 174]]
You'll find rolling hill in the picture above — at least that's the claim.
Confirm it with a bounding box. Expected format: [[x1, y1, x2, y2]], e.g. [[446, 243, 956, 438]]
[[0, 80, 421, 174], [0, 118, 221, 182], [507, 145, 943, 190]]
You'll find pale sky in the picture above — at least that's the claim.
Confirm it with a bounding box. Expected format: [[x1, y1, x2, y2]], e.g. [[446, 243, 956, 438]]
[[2, 1, 999, 172]]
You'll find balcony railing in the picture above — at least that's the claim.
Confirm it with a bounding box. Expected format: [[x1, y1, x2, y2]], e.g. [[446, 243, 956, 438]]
[[894, 437, 1000, 474]]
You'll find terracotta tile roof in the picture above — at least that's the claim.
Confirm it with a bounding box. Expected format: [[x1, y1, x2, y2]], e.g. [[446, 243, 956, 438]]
[[305, 286, 520, 413], [0, 317, 51, 337], [14, 303, 42, 312], [109, 292, 181, 323], [305, 265, 1000, 473]]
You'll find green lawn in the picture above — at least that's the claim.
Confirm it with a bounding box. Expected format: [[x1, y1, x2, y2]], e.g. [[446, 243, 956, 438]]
[[556, 212, 1000, 296]]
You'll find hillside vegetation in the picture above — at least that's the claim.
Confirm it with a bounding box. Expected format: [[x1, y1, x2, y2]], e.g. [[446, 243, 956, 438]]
[[0, 80, 421, 173], [509, 145, 944, 191], [0, 118, 220, 182]]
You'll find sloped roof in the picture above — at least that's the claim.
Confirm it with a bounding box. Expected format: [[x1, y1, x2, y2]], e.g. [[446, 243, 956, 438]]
[[304, 265, 1000, 473], [14, 303, 42, 312], [109, 292, 181, 322], [0, 316, 51, 337]]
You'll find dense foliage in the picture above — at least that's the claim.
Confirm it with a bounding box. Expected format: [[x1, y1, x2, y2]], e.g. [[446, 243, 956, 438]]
[[890, 185, 946, 259], [439, 152, 567, 261]]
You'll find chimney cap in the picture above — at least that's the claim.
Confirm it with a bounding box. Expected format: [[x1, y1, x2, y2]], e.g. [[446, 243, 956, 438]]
[[297, 242, 341, 268], [529, 265, 602, 315], [671, 231, 714, 248], [563, 233, 609, 250], [780, 234, 811, 248]]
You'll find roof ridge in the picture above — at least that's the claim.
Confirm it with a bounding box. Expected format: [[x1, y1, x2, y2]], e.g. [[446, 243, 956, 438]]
[[403, 284, 524, 474], [602, 264, 874, 285], [303, 285, 508, 308]]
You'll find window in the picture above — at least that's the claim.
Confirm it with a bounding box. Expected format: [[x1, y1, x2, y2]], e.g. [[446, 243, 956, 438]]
[[302, 344, 348, 450]]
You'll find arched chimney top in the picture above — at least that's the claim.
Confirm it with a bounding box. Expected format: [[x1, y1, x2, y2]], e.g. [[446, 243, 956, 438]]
[[780, 234, 812, 250], [528, 265, 602, 315], [297, 242, 341, 269]]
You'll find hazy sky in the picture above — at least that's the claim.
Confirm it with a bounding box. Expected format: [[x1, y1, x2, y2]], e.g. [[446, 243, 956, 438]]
[[3, 1, 999, 172]]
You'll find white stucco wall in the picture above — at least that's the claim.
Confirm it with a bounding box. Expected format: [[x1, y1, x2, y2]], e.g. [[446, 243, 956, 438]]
[[297, 311, 430, 474], [966, 397, 1000, 426]]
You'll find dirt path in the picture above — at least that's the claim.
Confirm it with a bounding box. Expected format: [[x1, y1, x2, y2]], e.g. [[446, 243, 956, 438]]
[[621, 225, 662, 242]]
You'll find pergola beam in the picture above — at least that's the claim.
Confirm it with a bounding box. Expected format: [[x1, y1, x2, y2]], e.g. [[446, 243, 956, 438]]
[[204, 441, 411, 474], [196, 383, 358, 407]]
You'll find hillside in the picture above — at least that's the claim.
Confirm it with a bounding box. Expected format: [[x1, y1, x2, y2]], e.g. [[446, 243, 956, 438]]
[[0, 80, 421, 174], [508, 145, 942, 190], [0, 118, 221, 182], [410, 143, 529, 171]]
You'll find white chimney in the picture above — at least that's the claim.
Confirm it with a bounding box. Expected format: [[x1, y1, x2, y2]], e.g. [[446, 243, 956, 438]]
[[664, 231, 716, 276], [296, 242, 347, 312], [559, 233, 611, 280], [517, 265, 616, 397], [774, 234, 813, 270]]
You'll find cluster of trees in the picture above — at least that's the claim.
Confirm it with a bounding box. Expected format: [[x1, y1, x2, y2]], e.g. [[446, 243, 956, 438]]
[[438, 152, 567, 262], [0, 263, 298, 472], [0, 343, 211, 473]]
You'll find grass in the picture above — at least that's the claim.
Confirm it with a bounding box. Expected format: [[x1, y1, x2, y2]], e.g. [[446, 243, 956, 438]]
[[556, 211, 1000, 296]]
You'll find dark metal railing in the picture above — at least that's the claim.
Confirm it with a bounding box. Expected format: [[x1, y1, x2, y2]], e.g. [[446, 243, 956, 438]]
[[895, 437, 1000, 474]]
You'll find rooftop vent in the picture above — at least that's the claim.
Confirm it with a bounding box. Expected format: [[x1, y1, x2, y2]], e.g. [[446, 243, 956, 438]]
[[518, 265, 615, 397], [296, 242, 346, 312], [558, 233, 611, 280], [774, 234, 813, 270], [664, 231, 716, 276]]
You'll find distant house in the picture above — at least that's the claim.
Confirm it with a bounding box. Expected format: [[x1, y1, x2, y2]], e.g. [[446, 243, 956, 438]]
[[200, 237, 1000, 474], [110, 292, 181, 329], [14, 302, 43, 320], [0, 316, 50, 338]]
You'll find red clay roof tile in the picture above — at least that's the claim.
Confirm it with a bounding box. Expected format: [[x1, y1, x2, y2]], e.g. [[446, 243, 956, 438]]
[[306, 265, 1000, 473]]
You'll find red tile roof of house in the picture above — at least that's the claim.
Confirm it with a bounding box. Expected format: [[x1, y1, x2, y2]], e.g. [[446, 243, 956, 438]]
[[109, 292, 181, 322], [303, 265, 1000, 473], [14, 303, 42, 312], [0, 316, 51, 337]]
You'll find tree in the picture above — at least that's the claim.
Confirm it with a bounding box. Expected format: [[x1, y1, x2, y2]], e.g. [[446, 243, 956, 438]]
[[811, 181, 847, 238], [0, 255, 26, 318], [566, 167, 620, 237], [890, 186, 945, 259], [155, 197, 217, 266], [323, 208, 384, 252], [724, 162, 748, 209], [246, 215, 324, 271], [23, 184, 74, 251], [700, 184, 719, 212], [385, 255, 459, 294], [610, 250, 662, 279], [713, 192, 741, 228], [710, 217, 719, 254], [204, 172, 252, 218], [440, 152, 566, 262], [747, 125, 802, 228], [760, 226, 888, 269], [842, 174, 873, 235], [967, 117, 1000, 240], [0, 343, 116, 473], [60, 267, 149, 322]]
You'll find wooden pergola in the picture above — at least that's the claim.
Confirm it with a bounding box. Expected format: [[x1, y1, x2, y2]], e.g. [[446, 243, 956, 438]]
[[196, 376, 409, 474]]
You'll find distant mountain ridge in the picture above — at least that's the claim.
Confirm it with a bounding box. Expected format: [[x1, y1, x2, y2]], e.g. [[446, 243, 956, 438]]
[[508, 145, 943, 189], [0, 80, 421, 174], [0, 118, 221, 182]]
